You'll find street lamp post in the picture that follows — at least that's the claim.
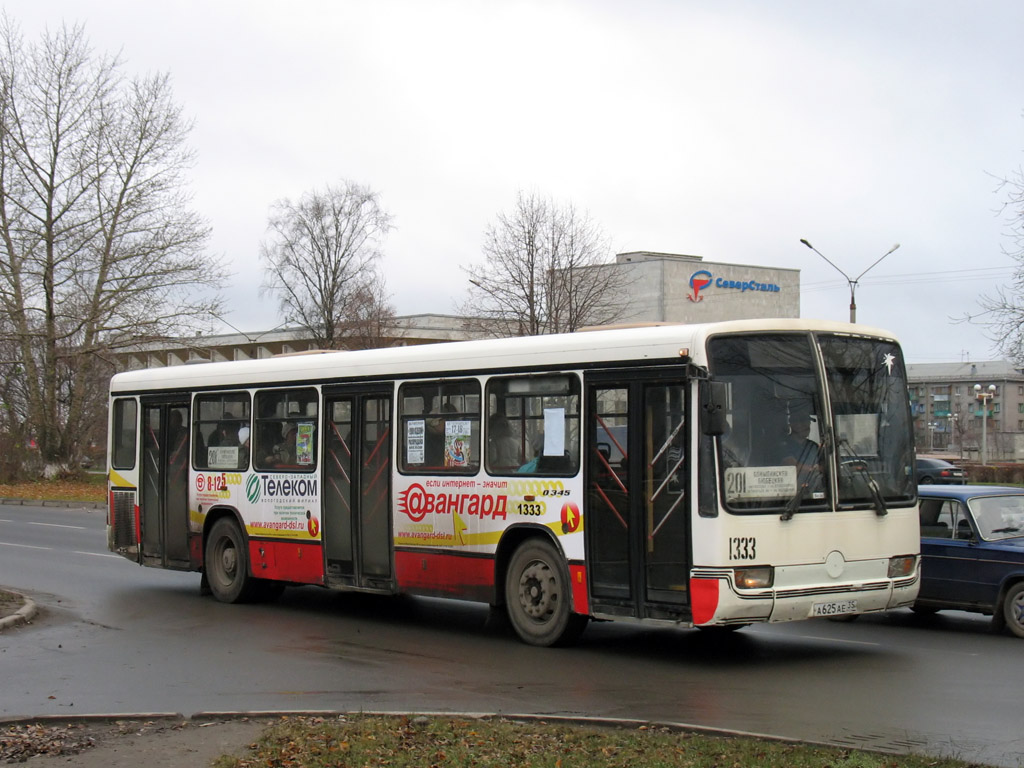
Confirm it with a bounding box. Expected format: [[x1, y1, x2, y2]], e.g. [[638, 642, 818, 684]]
[[974, 384, 996, 465], [799, 239, 901, 323]]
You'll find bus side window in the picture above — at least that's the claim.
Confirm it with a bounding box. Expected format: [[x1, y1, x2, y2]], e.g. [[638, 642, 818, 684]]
[[398, 380, 480, 474], [194, 392, 252, 471], [486, 375, 580, 477], [253, 388, 318, 472]]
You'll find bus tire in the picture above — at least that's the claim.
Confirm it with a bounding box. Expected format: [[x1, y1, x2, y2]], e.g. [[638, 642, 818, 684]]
[[205, 518, 252, 603], [1002, 582, 1024, 638], [505, 538, 587, 647]]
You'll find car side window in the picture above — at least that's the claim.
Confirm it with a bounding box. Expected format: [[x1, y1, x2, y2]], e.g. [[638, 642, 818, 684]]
[[936, 500, 972, 540], [920, 498, 951, 538]]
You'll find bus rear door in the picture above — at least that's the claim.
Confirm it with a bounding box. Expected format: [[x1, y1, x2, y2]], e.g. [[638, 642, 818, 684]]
[[139, 398, 191, 568]]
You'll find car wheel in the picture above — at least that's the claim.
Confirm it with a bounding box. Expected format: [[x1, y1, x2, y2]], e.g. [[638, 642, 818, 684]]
[[919, 476, 933, 484], [505, 538, 587, 647], [205, 517, 252, 603], [910, 604, 939, 615], [1002, 582, 1024, 639]]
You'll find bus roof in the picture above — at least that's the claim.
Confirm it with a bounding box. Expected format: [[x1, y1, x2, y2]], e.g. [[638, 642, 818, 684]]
[[109, 318, 899, 394]]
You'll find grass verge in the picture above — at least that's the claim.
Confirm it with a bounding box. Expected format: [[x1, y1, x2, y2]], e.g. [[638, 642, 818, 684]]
[[0, 474, 106, 503], [211, 715, 977, 768]]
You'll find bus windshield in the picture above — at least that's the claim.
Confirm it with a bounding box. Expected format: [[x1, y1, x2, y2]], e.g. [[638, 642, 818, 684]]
[[709, 333, 914, 515]]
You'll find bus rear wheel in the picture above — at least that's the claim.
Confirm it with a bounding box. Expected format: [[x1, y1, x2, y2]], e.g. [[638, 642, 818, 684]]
[[505, 539, 587, 647], [205, 518, 252, 603]]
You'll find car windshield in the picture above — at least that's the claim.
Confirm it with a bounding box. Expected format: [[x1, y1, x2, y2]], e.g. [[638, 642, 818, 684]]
[[968, 495, 1024, 541]]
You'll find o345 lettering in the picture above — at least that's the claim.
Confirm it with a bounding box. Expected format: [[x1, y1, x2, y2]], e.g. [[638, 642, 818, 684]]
[[729, 536, 757, 560]]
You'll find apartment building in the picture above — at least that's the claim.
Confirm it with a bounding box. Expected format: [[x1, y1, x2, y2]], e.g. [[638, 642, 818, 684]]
[[906, 359, 1024, 462]]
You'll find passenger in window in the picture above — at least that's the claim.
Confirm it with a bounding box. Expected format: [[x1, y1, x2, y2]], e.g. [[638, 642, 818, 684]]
[[209, 421, 239, 448], [517, 432, 545, 474], [424, 402, 456, 469], [488, 414, 519, 470], [265, 425, 297, 467]]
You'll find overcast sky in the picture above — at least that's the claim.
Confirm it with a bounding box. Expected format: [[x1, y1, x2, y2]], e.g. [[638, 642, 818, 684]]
[[7, 1, 1024, 363]]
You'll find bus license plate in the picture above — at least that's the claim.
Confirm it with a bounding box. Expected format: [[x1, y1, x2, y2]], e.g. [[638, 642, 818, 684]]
[[812, 600, 857, 617]]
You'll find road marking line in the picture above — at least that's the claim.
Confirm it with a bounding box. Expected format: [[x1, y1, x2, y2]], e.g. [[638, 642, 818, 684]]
[[0, 541, 51, 550], [73, 551, 121, 559], [792, 634, 880, 647], [28, 522, 86, 530]]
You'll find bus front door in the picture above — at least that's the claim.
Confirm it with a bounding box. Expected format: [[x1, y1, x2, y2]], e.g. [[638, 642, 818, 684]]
[[139, 399, 191, 568], [322, 388, 394, 591], [586, 377, 691, 620]]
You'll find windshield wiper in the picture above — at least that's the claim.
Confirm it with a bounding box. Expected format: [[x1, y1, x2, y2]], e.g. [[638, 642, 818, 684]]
[[780, 455, 825, 522], [839, 438, 887, 517], [991, 526, 1021, 534]]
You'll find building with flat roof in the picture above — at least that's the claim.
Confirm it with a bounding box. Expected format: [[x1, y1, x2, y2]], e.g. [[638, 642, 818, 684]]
[[121, 251, 803, 369], [614, 251, 800, 323], [906, 359, 1024, 461]]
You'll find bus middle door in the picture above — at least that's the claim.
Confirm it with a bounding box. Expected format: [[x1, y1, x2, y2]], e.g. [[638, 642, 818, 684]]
[[586, 373, 691, 621], [321, 386, 394, 592]]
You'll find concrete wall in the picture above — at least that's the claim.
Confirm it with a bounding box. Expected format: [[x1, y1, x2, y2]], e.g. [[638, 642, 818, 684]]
[[614, 252, 800, 324]]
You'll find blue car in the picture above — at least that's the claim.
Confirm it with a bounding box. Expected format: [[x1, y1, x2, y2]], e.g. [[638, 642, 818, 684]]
[[916, 485, 1024, 637]]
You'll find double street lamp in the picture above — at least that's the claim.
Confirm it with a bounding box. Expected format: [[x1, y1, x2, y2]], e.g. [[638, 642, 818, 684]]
[[800, 239, 901, 323], [974, 384, 996, 465]]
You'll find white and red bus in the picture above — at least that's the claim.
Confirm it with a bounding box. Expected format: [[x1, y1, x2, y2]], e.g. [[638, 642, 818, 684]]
[[107, 319, 919, 645]]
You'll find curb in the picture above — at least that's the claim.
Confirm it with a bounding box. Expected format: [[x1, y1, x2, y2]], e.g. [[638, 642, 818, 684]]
[[0, 498, 105, 509], [0, 710, 856, 757], [0, 593, 37, 632]]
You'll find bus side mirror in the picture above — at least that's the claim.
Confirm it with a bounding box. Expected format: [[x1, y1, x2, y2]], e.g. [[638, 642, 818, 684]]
[[702, 381, 729, 437]]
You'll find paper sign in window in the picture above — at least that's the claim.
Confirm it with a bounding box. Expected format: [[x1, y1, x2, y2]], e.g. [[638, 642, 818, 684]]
[[406, 419, 425, 464], [543, 408, 565, 456], [445, 420, 472, 467]]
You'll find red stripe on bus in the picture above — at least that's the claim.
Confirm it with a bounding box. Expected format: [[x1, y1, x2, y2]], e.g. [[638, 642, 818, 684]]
[[394, 550, 494, 602], [569, 563, 589, 614], [248, 540, 325, 585], [690, 577, 720, 625]]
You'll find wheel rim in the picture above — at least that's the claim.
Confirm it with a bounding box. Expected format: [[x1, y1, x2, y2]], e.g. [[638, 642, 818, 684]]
[[214, 537, 237, 584], [517, 558, 557, 622], [1010, 591, 1024, 629], [220, 542, 237, 579]]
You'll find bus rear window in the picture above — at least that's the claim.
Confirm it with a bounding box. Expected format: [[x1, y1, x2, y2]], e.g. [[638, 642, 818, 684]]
[[111, 398, 138, 470]]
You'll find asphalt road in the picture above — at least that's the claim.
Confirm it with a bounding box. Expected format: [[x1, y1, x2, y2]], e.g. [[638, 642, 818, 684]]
[[1, 503, 1021, 767]]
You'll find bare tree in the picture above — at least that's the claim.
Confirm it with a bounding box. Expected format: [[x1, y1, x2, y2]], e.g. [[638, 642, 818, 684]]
[[260, 180, 395, 350], [0, 18, 223, 470], [964, 156, 1024, 362], [460, 191, 627, 337]]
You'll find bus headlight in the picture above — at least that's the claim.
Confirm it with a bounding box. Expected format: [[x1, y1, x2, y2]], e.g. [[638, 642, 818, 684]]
[[734, 566, 774, 589], [888, 555, 916, 579]]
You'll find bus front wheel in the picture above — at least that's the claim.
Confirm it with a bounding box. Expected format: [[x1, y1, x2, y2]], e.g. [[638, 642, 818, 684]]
[[205, 518, 251, 603], [504, 539, 587, 647]]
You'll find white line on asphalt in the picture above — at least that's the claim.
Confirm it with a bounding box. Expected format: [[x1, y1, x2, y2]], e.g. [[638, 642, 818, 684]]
[[792, 634, 880, 647], [73, 550, 121, 559], [28, 521, 86, 530], [0, 541, 51, 550]]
